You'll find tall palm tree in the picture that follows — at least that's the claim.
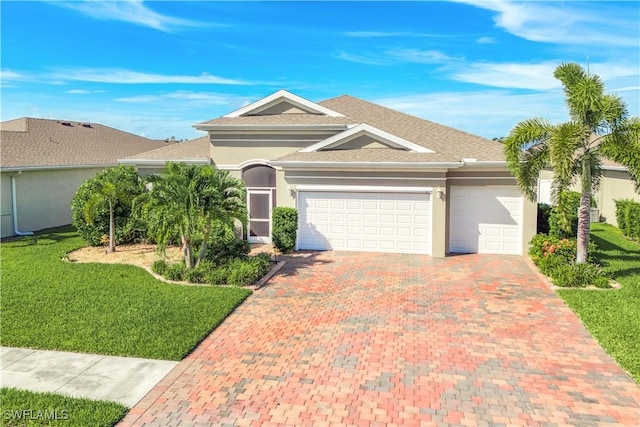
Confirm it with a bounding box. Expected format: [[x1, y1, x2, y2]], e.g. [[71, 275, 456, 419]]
[[136, 162, 247, 268], [504, 62, 640, 263]]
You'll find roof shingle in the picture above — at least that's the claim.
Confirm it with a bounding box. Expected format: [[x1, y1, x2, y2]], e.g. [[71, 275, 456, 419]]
[[1, 118, 173, 169]]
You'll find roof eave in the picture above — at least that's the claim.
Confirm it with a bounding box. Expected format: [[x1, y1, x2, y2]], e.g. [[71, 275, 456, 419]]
[[270, 160, 463, 169], [0, 163, 116, 172], [192, 124, 349, 131], [118, 158, 211, 166]]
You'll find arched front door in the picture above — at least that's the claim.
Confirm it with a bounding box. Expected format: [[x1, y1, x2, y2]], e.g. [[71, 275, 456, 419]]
[[242, 164, 276, 243]]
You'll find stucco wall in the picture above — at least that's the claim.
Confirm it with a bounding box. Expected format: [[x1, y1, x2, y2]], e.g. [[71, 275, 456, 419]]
[[598, 171, 640, 226], [538, 169, 639, 227], [209, 131, 338, 167], [1, 168, 104, 238]]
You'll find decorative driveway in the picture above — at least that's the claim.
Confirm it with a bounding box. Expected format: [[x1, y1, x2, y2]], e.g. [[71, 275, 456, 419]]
[[120, 252, 640, 426]]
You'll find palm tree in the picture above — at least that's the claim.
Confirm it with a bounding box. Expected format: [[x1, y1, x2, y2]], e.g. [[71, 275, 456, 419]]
[[82, 166, 141, 252], [504, 62, 640, 263], [136, 162, 247, 268]]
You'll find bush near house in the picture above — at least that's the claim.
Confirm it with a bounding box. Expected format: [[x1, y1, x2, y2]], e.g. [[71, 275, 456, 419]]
[[548, 191, 581, 239], [615, 199, 640, 241], [71, 166, 146, 246], [529, 234, 609, 287], [537, 203, 552, 234], [272, 207, 298, 254]]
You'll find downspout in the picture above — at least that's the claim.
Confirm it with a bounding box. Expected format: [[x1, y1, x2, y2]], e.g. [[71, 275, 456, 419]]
[[11, 171, 34, 236]]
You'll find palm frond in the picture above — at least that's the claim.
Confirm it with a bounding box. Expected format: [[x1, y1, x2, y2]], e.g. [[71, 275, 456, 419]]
[[503, 118, 552, 201]]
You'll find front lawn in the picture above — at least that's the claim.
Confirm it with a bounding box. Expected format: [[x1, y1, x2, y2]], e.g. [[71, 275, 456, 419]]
[[557, 223, 640, 383], [0, 387, 127, 427], [0, 227, 251, 360]]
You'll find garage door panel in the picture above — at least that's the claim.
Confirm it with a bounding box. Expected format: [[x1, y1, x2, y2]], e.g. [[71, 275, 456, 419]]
[[298, 191, 431, 254], [450, 187, 522, 255]]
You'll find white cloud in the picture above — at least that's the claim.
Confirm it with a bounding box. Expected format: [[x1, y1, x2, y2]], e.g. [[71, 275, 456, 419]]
[[344, 31, 448, 38], [450, 61, 639, 90], [335, 51, 388, 66], [387, 48, 462, 64], [117, 91, 248, 107], [453, 0, 640, 47], [345, 31, 409, 38], [52, 0, 205, 32], [50, 68, 250, 85], [476, 36, 496, 44], [0, 70, 24, 80]]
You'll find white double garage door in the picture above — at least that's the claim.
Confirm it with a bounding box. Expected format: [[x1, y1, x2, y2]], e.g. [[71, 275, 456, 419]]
[[297, 187, 523, 255]]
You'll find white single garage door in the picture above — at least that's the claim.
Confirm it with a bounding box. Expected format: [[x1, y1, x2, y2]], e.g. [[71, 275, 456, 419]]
[[298, 191, 431, 254], [449, 186, 523, 255]]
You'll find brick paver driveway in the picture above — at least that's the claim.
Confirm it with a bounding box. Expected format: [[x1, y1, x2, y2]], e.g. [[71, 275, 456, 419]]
[[121, 252, 640, 426]]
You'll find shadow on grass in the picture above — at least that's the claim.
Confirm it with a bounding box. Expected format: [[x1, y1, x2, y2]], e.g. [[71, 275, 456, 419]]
[[1, 225, 77, 247], [590, 231, 640, 282]]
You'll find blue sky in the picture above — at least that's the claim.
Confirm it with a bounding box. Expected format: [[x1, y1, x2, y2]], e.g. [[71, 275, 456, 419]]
[[2, 1, 639, 140]]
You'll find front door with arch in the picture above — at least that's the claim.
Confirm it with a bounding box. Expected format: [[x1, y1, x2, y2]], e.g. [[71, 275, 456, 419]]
[[242, 164, 276, 243]]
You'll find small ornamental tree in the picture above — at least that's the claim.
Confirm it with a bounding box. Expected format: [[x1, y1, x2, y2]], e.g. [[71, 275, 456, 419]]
[[71, 166, 145, 249]]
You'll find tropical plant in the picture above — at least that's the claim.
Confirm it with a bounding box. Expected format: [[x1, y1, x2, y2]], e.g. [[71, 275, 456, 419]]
[[71, 165, 144, 251], [272, 207, 298, 254], [135, 162, 247, 269], [504, 62, 640, 263]]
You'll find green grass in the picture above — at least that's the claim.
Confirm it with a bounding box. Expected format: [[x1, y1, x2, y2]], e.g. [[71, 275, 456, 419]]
[[557, 223, 640, 383], [0, 388, 127, 427], [0, 227, 251, 360]]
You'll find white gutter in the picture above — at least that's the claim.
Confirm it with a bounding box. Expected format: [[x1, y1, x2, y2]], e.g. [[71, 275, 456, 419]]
[[1, 163, 115, 172], [11, 171, 34, 236], [461, 160, 508, 167], [269, 161, 463, 169], [192, 124, 349, 131], [117, 158, 211, 166]]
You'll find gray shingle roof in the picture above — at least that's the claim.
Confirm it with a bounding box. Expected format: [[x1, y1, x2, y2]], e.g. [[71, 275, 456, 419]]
[[121, 135, 210, 161], [1, 117, 173, 169], [316, 95, 505, 162], [197, 93, 505, 164]]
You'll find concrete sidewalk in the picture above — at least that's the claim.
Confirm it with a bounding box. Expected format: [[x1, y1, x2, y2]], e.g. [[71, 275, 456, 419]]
[[0, 347, 177, 407]]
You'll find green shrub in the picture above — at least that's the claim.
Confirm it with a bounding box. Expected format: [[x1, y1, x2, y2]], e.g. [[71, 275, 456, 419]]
[[71, 166, 146, 246], [185, 268, 205, 284], [164, 263, 186, 281], [205, 221, 250, 265], [550, 263, 610, 288], [549, 191, 581, 238], [206, 267, 229, 286], [529, 234, 576, 267], [151, 259, 168, 275], [225, 254, 273, 287], [537, 203, 551, 234], [272, 207, 298, 253], [615, 199, 640, 241]]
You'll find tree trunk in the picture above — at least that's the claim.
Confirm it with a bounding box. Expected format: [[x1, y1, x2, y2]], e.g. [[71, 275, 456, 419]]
[[576, 155, 592, 264], [108, 201, 116, 253], [195, 224, 211, 267], [182, 235, 194, 269]]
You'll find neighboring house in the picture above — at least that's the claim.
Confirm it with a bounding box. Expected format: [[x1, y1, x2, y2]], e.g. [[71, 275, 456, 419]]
[[126, 90, 537, 257], [0, 117, 173, 238], [538, 159, 640, 227]]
